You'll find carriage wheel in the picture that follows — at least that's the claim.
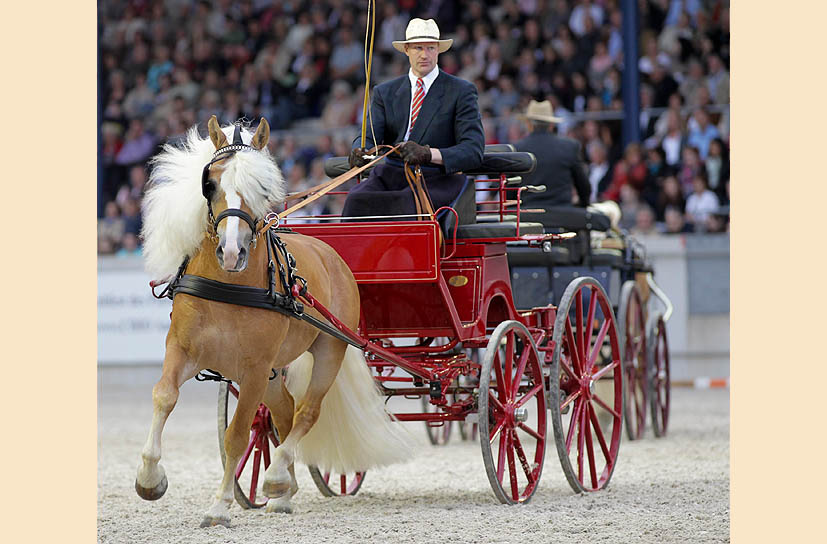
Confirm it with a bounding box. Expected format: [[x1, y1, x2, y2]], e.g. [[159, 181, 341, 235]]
[[648, 315, 671, 437], [217, 382, 280, 509], [618, 281, 648, 440], [307, 466, 366, 497], [421, 393, 454, 445], [478, 320, 547, 504], [549, 277, 623, 493]]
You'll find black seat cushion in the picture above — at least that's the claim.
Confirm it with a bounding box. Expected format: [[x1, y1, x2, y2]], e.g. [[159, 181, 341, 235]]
[[507, 245, 572, 266], [484, 144, 516, 152], [534, 206, 612, 232], [589, 248, 624, 268], [464, 152, 536, 176], [455, 222, 544, 239]]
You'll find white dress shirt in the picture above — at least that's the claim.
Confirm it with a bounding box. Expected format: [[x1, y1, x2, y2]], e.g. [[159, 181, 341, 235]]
[[404, 67, 439, 141]]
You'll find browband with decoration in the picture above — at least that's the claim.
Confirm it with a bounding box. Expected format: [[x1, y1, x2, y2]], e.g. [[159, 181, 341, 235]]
[[212, 122, 254, 157]]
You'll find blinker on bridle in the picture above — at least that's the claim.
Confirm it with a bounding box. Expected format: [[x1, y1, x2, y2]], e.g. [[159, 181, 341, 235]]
[[201, 122, 260, 245]]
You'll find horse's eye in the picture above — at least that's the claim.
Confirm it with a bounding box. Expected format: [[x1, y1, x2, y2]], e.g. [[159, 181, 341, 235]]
[[203, 179, 216, 198]]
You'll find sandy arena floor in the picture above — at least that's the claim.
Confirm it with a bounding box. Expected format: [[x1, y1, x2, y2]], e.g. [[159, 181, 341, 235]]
[[98, 366, 729, 543]]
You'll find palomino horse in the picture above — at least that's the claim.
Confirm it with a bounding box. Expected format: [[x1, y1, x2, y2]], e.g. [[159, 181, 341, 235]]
[[135, 116, 412, 527]]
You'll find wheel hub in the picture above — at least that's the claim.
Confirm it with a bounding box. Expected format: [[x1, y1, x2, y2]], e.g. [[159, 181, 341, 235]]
[[514, 407, 528, 423]]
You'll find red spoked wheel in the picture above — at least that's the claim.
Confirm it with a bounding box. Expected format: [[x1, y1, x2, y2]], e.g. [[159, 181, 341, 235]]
[[648, 314, 671, 437], [421, 394, 454, 445], [549, 277, 623, 493], [478, 320, 547, 504], [618, 281, 648, 440], [217, 382, 279, 509], [308, 467, 366, 496]]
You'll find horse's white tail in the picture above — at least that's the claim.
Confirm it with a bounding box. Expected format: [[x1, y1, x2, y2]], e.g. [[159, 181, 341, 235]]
[[284, 346, 416, 473]]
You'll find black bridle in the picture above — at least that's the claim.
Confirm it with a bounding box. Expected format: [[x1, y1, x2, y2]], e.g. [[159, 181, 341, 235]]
[[201, 122, 259, 241]]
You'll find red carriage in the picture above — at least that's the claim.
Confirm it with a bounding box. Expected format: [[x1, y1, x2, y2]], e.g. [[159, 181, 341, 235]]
[[219, 147, 626, 505]]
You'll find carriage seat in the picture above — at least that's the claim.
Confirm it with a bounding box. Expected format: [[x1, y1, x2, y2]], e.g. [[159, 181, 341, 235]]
[[455, 221, 544, 239], [534, 206, 612, 233], [506, 244, 572, 266], [589, 248, 624, 268], [323, 149, 536, 178]]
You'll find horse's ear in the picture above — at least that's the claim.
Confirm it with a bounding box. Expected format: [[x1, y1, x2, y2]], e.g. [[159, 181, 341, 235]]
[[251, 118, 270, 150], [207, 115, 228, 150]]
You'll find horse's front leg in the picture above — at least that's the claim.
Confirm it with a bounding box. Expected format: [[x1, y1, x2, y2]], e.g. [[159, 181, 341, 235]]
[[201, 368, 269, 528], [135, 344, 196, 501]]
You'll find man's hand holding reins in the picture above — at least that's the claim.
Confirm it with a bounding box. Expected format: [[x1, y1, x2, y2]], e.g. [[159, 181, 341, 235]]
[[398, 141, 432, 165], [348, 147, 371, 168]]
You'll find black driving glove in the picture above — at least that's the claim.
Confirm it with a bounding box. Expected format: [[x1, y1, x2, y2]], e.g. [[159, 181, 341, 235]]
[[398, 141, 432, 165], [348, 147, 370, 168]]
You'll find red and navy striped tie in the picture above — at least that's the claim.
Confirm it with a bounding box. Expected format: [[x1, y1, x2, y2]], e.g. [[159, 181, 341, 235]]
[[409, 77, 424, 131]]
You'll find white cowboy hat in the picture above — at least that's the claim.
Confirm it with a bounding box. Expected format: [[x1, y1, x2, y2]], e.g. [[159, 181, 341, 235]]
[[522, 100, 563, 123], [392, 18, 453, 54]]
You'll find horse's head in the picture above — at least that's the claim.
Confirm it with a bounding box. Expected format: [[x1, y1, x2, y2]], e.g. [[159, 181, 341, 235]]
[[203, 116, 271, 272]]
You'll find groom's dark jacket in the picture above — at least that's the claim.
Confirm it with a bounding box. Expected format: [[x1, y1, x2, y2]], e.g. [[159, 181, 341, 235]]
[[343, 69, 485, 218]]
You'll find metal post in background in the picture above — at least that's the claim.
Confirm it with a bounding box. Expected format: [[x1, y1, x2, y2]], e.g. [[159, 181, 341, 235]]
[[621, 0, 640, 146]]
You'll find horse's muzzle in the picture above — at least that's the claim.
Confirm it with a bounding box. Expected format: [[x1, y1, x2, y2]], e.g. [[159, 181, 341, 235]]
[[216, 244, 248, 272]]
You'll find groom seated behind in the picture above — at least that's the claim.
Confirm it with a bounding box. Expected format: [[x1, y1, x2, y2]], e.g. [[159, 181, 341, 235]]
[[342, 18, 485, 219]]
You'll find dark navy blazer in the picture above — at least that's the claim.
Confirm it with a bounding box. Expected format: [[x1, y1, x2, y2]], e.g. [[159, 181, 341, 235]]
[[353, 70, 484, 175]]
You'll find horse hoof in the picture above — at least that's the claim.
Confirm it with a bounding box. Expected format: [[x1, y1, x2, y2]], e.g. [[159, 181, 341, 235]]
[[135, 474, 168, 501], [265, 498, 293, 514], [262, 480, 291, 498], [200, 516, 231, 528]]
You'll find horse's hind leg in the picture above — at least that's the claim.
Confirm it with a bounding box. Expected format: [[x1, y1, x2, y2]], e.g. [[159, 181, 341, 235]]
[[261, 375, 298, 514], [262, 338, 346, 502], [201, 368, 270, 528], [135, 344, 196, 500]]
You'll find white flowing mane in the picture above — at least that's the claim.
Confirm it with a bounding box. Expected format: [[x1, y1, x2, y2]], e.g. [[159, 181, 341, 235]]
[[141, 123, 286, 278]]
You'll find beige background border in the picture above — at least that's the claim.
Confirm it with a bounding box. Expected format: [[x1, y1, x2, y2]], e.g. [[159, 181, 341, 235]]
[[731, 0, 826, 541], [2, 3, 97, 541], [4, 1, 823, 541]]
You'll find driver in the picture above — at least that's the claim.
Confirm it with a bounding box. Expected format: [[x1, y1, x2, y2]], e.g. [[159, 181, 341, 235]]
[[341, 18, 484, 219]]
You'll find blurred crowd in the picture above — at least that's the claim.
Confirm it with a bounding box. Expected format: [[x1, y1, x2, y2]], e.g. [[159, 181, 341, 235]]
[[98, 0, 730, 255]]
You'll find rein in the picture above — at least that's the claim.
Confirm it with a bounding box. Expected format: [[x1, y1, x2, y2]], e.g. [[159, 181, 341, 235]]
[[256, 144, 400, 234]]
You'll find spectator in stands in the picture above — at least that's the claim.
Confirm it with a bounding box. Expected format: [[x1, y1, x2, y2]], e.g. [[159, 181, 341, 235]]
[[587, 141, 612, 203], [685, 171, 720, 230], [687, 107, 720, 159], [569, 0, 604, 37], [677, 145, 704, 196], [602, 142, 647, 202], [98, 201, 125, 252], [115, 118, 156, 167], [655, 175, 686, 222], [330, 27, 365, 86], [706, 53, 729, 104], [664, 206, 693, 234], [680, 58, 706, 106], [321, 80, 356, 129], [116, 233, 142, 257], [121, 198, 142, 238], [515, 100, 591, 211], [630, 205, 659, 237], [705, 137, 729, 197], [618, 184, 647, 231], [116, 165, 148, 208]]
